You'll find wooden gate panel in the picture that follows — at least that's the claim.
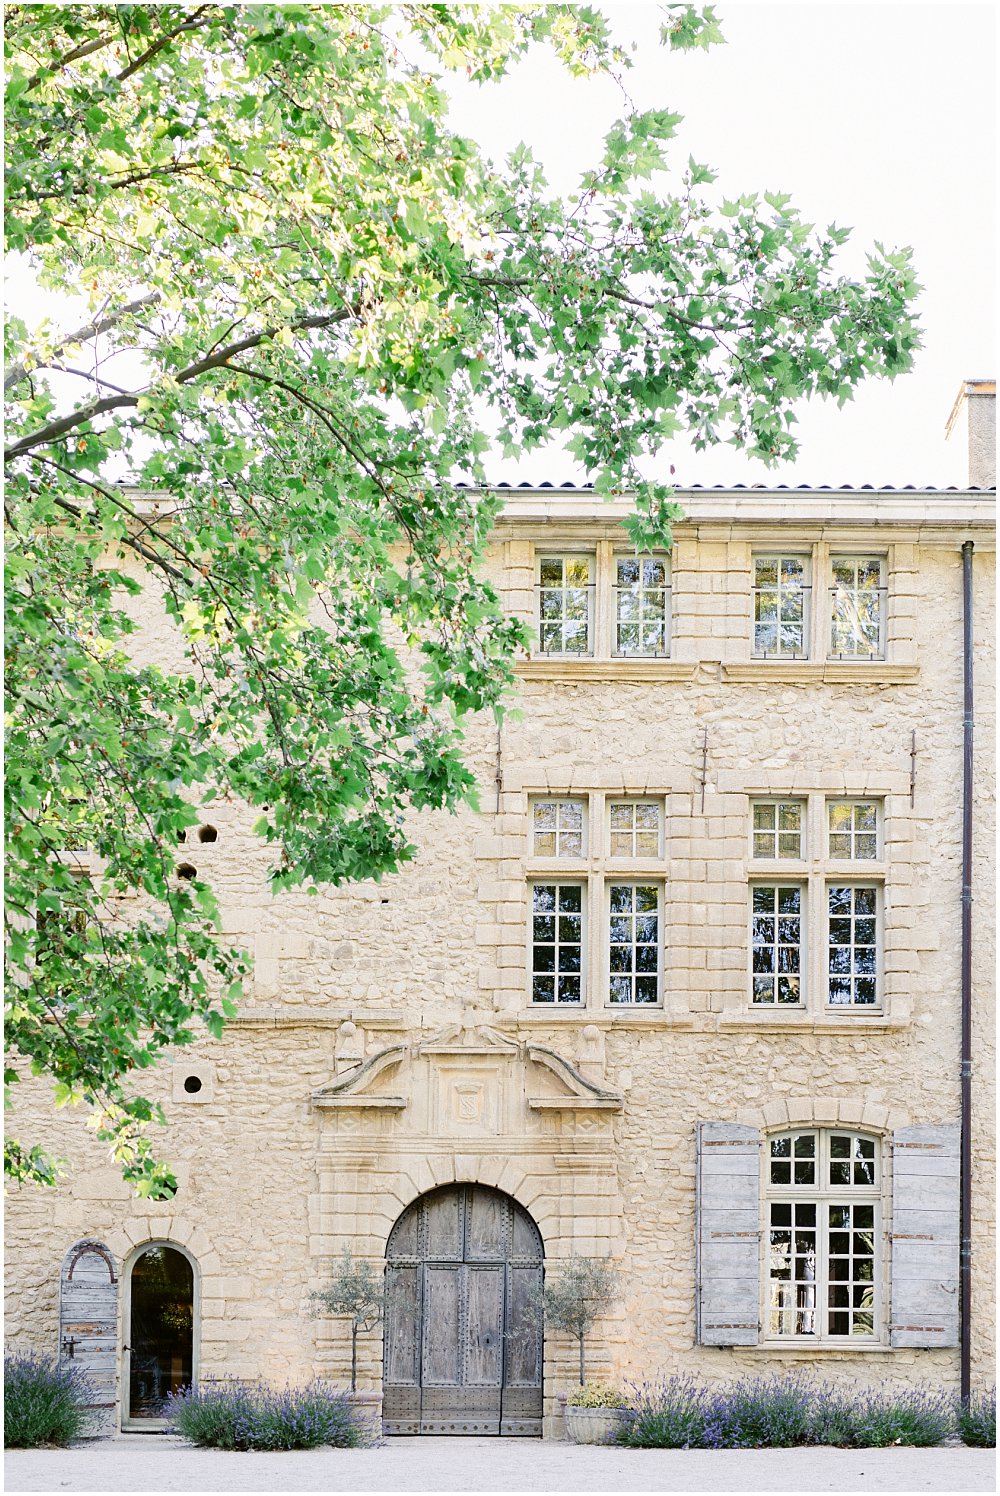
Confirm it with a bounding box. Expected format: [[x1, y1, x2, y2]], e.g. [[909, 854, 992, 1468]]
[[59, 1240, 118, 1434], [466, 1187, 505, 1260], [422, 1266, 463, 1384], [466, 1266, 503, 1385], [424, 1190, 463, 1260], [383, 1267, 420, 1385]]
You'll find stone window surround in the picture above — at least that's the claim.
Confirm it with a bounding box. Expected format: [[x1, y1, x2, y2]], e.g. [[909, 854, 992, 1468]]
[[524, 787, 668, 1011], [505, 530, 919, 683], [485, 776, 914, 1030], [529, 540, 674, 664], [746, 793, 887, 1017], [750, 543, 889, 663]]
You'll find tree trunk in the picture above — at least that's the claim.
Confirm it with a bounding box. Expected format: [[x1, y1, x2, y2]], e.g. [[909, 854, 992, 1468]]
[[578, 1333, 585, 1386], [351, 1320, 358, 1392]]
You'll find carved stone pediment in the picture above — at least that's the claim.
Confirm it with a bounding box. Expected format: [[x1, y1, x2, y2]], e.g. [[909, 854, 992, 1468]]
[[310, 1025, 623, 1116], [311, 1044, 407, 1110]]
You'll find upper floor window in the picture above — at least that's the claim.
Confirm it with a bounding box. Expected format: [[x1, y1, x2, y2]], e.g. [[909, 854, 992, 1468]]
[[608, 800, 662, 858], [829, 556, 885, 659], [828, 885, 879, 1007], [608, 882, 661, 1004], [828, 801, 880, 861], [530, 882, 584, 1004], [532, 798, 586, 859], [751, 884, 803, 1006], [614, 555, 670, 657], [753, 555, 809, 659], [537, 555, 593, 656], [751, 800, 804, 860], [767, 1129, 879, 1341]]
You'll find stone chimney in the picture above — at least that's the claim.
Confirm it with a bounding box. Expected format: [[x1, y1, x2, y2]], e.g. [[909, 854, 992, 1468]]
[[945, 379, 996, 487]]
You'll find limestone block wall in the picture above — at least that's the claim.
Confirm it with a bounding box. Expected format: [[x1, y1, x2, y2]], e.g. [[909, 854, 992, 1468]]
[[4, 492, 995, 1428]]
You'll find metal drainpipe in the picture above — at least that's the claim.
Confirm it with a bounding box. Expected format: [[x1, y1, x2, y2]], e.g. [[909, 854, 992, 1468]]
[[960, 539, 974, 1403]]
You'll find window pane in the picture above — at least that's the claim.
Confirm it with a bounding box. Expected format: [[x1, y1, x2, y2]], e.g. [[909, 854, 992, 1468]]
[[753, 556, 809, 658], [531, 883, 583, 1004], [608, 884, 660, 1004]]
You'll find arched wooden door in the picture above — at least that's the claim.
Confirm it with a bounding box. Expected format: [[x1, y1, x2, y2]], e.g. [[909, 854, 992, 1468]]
[[383, 1184, 544, 1436]]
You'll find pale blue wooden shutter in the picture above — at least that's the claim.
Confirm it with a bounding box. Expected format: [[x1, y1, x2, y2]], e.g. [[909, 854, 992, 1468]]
[[890, 1124, 960, 1348], [59, 1239, 119, 1432], [697, 1121, 761, 1346]]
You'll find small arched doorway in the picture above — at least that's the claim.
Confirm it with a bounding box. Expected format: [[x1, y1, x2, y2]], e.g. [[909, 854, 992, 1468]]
[[123, 1243, 196, 1428], [383, 1183, 544, 1436]]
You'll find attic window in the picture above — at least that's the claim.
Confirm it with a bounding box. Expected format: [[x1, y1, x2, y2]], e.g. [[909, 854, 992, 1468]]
[[197, 825, 218, 844], [176, 863, 197, 881]]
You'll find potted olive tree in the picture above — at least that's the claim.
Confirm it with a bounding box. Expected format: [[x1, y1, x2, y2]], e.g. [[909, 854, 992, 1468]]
[[310, 1250, 384, 1418], [538, 1256, 626, 1443]]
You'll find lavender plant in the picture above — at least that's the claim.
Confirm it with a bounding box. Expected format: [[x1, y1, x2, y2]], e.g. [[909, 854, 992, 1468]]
[[166, 1380, 370, 1450], [615, 1377, 711, 1448], [702, 1375, 816, 1449], [4, 1352, 91, 1448], [956, 1389, 996, 1448], [811, 1385, 954, 1448]]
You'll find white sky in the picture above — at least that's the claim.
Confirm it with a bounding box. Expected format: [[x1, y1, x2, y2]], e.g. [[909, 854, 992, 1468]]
[[444, 0, 997, 488]]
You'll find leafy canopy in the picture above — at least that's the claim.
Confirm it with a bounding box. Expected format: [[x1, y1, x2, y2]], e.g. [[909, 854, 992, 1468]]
[[4, 3, 920, 1194]]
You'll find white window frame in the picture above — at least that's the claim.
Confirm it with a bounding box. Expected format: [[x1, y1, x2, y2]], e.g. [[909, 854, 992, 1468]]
[[826, 881, 882, 1010], [607, 799, 664, 860], [535, 553, 595, 657], [749, 881, 805, 1008], [829, 554, 886, 660], [752, 553, 811, 659], [764, 1128, 881, 1344], [606, 879, 662, 1007], [528, 880, 586, 1006], [613, 552, 671, 658], [530, 796, 588, 860], [750, 799, 806, 861], [827, 799, 882, 862]]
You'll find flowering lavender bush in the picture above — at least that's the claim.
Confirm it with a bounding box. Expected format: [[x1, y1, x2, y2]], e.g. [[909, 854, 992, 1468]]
[[166, 1380, 370, 1450], [702, 1375, 816, 1448], [811, 1385, 955, 1448], [615, 1375, 959, 1450], [4, 1352, 91, 1447], [955, 1389, 995, 1448], [615, 1378, 711, 1449]]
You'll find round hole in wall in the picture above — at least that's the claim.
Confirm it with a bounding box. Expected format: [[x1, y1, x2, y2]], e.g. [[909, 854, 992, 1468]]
[[176, 829, 187, 843], [183, 1075, 203, 1095], [176, 863, 197, 881], [198, 824, 218, 843]]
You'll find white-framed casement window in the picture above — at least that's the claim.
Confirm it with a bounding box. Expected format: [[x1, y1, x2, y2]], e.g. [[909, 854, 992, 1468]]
[[750, 799, 805, 860], [608, 881, 661, 1005], [752, 554, 810, 658], [750, 884, 803, 1005], [531, 797, 586, 858], [828, 800, 880, 861], [536, 555, 594, 655], [530, 882, 584, 1004], [608, 799, 663, 858], [766, 1129, 879, 1341], [827, 884, 880, 1007], [614, 554, 670, 657], [829, 555, 885, 659]]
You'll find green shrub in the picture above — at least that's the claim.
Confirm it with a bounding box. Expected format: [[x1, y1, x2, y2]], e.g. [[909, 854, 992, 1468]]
[[956, 1389, 996, 1448], [811, 1386, 953, 1448], [4, 1352, 90, 1448], [166, 1380, 371, 1450], [566, 1381, 629, 1409]]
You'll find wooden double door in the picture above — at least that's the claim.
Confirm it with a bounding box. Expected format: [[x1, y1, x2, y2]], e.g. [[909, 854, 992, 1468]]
[[383, 1184, 544, 1436]]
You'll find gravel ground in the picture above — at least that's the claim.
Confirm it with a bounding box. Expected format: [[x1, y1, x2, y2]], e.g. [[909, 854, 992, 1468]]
[[3, 1435, 996, 1493]]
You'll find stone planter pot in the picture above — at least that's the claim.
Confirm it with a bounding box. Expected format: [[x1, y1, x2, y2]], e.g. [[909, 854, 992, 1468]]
[[564, 1404, 622, 1445], [346, 1390, 382, 1430]]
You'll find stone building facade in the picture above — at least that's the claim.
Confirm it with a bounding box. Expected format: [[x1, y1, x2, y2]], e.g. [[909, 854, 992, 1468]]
[[4, 383, 995, 1437]]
